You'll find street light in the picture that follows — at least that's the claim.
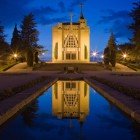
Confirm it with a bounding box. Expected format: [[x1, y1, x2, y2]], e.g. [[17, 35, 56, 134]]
[[13, 53, 18, 58], [101, 55, 104, 59], [123, 54, 127, 59], [92, 51, 97, 57]]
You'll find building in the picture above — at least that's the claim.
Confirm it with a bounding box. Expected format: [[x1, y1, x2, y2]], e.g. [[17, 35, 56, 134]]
[[52, 80, 89, 124], [52, 7, 90, 63]]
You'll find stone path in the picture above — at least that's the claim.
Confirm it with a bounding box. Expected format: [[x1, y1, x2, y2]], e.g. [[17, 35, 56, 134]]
[[6, 62, 31, 72], [115, 63, 135, 72], [83, 71, 140, 89]]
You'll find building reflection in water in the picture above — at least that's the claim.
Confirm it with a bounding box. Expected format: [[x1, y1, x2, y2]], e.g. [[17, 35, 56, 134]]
[[52, 80, 89, 125]]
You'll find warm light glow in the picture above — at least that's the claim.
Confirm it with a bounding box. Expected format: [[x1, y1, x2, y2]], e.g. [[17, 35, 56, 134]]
[[122, 53, 127, 59], [13, 54, 18, 58]]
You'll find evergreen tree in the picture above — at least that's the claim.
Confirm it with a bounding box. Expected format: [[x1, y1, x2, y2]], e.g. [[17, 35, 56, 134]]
[[0, 24, 9, 53], [0, 25, 5, 43], [129, 1, 140, 49], [21, 13, 39, 48], [129, 1, 140, 62], [27, 48, 34, 67], [103, 47, 110, 67], [11, 24, 21, 51], [34, 51, 39, 64], [20, 13, 39, 66], [107, 33, 117, 67]]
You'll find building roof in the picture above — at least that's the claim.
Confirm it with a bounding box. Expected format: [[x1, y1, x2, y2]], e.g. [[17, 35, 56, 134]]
[[62, 22, 80, 25]]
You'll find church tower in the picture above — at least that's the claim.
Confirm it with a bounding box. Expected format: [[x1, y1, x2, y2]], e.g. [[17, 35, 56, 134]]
[[52, 4, 90, 63]]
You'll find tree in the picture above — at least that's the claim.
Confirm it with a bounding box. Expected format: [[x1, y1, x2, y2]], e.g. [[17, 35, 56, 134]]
[[0, 25, 5, 43], [20, 13, 39, 66], [108, 33, 117, 67], [21, 100, 38, 127], [0, 24, 9, 53], [11, 24, 21, 51], [34, 51, 39, 64], [129, 1, 140, 62], [27, 48, 33, 66], [103, 47, 110, 67], [129, 1, 140, 49]]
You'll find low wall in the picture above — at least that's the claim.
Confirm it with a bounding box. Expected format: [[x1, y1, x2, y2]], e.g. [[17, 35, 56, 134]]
[[0, 78, 57, 126], [34, 62, 104, 71], [85, 78, 140, 123]]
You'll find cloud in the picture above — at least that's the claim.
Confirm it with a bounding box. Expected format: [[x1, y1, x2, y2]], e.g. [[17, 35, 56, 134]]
[[38, 16, 68, 25], [0, 0, 30, 26], [0, 0, 64, 27], [69, 0, 87, 12], [98, 10, 133, 39], [32, 6, 58, 16], [58, 1, 66, 12], [98, 10, 130, 24]]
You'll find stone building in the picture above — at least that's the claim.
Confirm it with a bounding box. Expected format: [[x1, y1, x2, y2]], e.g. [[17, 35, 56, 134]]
[[52, 8, 90, 63]]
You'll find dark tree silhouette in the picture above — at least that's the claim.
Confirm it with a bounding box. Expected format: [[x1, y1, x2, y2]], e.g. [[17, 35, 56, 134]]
[[34, 51, 39, 64], [0, 24, 9, 53], [21, 100, 38, 127], [103, 47, 110, 67], [129, 1, 140, 62], [11, 24, 21, 51], [129, 1, 140, 49], [20, 13, 39, 66], [108, 33, 117, 67]]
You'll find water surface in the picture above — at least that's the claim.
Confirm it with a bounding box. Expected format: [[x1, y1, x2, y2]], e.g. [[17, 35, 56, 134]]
[[0, 80, 139, 140]]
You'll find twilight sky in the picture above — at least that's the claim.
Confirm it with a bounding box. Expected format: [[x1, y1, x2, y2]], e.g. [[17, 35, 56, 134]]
[[0, 0, 136, 55]]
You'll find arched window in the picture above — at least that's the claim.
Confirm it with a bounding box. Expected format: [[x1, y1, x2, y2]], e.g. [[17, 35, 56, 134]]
[[64, 34, 78, 48], [54, 43, 58, 59], [84, 45, 88, 59]]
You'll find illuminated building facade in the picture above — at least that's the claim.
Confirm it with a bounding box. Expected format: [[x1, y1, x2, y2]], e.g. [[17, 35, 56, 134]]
[[52, 7, 90, 63], [52, 81, 89, 123]]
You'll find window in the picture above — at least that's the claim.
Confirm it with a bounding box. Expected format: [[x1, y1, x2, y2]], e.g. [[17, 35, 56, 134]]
[[64, 34, 78, 48], [71, 54, 76, 60], [84, 45, 88, 59], [54, 83, 58, 99], [66, 53, 71, 60], [66, 53, 76, 60], [66, 82, 76, 90], [54, 43, 58, 59]]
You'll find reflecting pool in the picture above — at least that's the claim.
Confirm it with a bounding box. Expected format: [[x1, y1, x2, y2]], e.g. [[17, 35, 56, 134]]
[[0, 80, 140, 140]]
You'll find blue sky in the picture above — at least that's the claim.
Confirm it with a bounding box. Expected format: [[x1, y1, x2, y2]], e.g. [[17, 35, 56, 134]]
[[0, 0, 136, 54]]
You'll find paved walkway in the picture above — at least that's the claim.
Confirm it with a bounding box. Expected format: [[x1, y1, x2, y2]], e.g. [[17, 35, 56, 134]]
[[115, 63, 135, 72], [6, 63, 31, 72], [0, 62, 139, 91], [84, 71, 140, 89]]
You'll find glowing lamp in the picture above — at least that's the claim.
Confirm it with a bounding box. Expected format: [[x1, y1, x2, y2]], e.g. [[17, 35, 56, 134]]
[[92, 52, 97, 57], [101, 55, 104, 58], [123, 54, 127, 59], [13, 54, 18, 58]]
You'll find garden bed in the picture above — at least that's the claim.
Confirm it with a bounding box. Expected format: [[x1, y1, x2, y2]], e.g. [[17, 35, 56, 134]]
[[90, 76, 140, 100]]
